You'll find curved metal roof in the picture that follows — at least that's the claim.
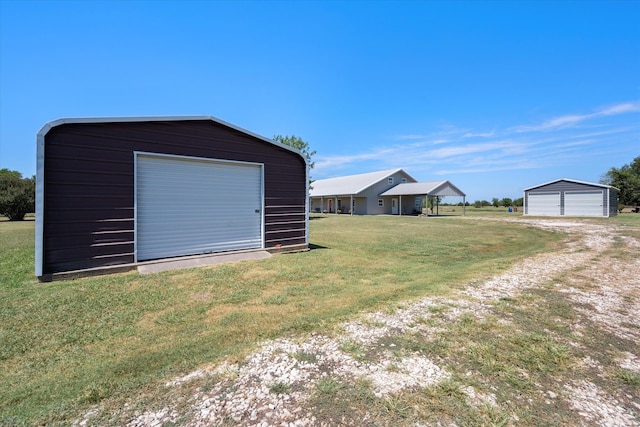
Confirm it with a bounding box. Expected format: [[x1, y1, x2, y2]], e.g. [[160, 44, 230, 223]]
[[37, 115, 306, 163]]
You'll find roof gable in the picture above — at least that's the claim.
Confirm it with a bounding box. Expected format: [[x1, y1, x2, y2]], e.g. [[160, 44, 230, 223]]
[[379, 180, 466, 197], [524, 178, 618, 192]]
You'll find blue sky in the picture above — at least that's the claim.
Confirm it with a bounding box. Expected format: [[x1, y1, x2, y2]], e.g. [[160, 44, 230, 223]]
[[1, 0, 638, 201]]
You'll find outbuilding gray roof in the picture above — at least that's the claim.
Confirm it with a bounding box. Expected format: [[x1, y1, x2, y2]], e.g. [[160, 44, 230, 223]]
[[310, 168, 416, 197], [379, 180, 466, 197], [524, 178, 619, 192]]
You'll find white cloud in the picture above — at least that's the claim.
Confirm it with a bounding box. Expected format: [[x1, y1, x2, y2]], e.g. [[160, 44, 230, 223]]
[[313, 102, 640, 180], [425, 141, 520, 159], [462, 130, 497, 138], [564, 127, 634, 140], [512, 101, 640, 133], [314, 148, 396, 174], [393, 134, 427, 140], [598, 102, 640, 116]]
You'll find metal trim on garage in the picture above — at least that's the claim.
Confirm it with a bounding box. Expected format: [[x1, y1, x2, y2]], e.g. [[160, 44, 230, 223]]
[[134, 152, 264, 262]]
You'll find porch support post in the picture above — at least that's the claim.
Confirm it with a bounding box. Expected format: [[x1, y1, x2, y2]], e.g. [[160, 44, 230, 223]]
[[425, 194, 428, 217], [321, 196, 324, 214], [350, 195, 353, 215], [399, 195, 402, 216]]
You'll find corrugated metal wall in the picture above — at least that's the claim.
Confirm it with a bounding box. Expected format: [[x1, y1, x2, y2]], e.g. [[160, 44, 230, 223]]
[[608, 188, 619, 216], [40, 120, 306, 275]]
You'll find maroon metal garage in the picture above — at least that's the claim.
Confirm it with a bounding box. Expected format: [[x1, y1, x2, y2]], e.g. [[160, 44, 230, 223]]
[[36, 116, 308, 280]]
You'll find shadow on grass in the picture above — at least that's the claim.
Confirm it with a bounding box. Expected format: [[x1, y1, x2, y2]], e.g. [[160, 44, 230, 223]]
[[309, 243, 329, 250]]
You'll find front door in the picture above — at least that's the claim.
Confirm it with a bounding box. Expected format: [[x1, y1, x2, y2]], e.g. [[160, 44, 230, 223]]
[[392, 198, 399, 215], [328, 199, 333, 213]]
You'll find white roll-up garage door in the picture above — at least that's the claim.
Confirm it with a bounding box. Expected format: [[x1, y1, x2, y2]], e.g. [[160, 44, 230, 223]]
[[136, 153, 263, 261], [564, 191, 603, 217], [527, 192, 560, 216]]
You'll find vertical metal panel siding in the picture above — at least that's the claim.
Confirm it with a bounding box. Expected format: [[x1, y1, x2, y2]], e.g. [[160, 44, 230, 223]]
[[40, 120, 306, 275], [608, 189, 619, 217], [136, 154, 263, 261]]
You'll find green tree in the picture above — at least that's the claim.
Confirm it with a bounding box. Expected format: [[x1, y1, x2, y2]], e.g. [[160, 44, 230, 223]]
[[273, 135, 316, 184], [491, 198, 500, 208], [426, 196, 442, 214], [0, 169, 35, 221], [473, 200, 492, 208], [513, 197, 524, 207], [601, 156, 640, 206], [501, 197, 513, 207]]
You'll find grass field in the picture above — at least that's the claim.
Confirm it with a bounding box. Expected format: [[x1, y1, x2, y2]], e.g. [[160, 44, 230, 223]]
[[1, 212, 636, 425]]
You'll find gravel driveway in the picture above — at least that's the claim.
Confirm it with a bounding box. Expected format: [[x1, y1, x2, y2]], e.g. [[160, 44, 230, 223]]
[[83, 218, 640, 427]]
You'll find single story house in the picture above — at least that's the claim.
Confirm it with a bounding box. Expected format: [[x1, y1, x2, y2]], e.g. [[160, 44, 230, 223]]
[[309, 169, 466, 215], [36, 116, 308, 280], [524, 178, 618, 217]]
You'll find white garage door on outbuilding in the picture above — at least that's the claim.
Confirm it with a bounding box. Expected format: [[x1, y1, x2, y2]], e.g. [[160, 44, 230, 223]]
[[527, 192, 560, 216], [564, 191, 603, 217], [136, 153, 263, 261]]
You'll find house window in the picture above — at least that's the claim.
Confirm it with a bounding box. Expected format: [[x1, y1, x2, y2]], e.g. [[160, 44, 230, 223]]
[[401, 178, 407, 183], [388, 177, 394, 185], [415, 197, 422, 209], [378, 199, 384, 207], [337, 199, 342, 210]]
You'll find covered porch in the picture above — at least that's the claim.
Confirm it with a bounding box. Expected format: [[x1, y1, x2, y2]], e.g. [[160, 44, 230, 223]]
[[309, 195, 366, 215], [379, 181, 467, 216]]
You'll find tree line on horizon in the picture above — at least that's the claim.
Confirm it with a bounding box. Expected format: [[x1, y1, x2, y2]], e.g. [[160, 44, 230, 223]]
[[1, 153, 639, 221]]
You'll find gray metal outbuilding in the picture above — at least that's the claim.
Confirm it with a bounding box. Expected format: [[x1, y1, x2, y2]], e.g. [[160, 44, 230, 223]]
[[36, 116, 308, 280], [524, 178, 618, 217]]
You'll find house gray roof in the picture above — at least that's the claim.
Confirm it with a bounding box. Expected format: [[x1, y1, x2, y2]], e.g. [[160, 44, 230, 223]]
[[309, 168, 416, 197], [379, 180, 466, 197]]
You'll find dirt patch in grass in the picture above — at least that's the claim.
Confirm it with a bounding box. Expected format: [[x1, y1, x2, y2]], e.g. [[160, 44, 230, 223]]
[[78, 217, 639, 426]]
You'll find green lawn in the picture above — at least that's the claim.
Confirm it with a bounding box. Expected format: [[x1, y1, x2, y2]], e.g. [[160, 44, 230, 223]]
[[0, 214, 564, 425]]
